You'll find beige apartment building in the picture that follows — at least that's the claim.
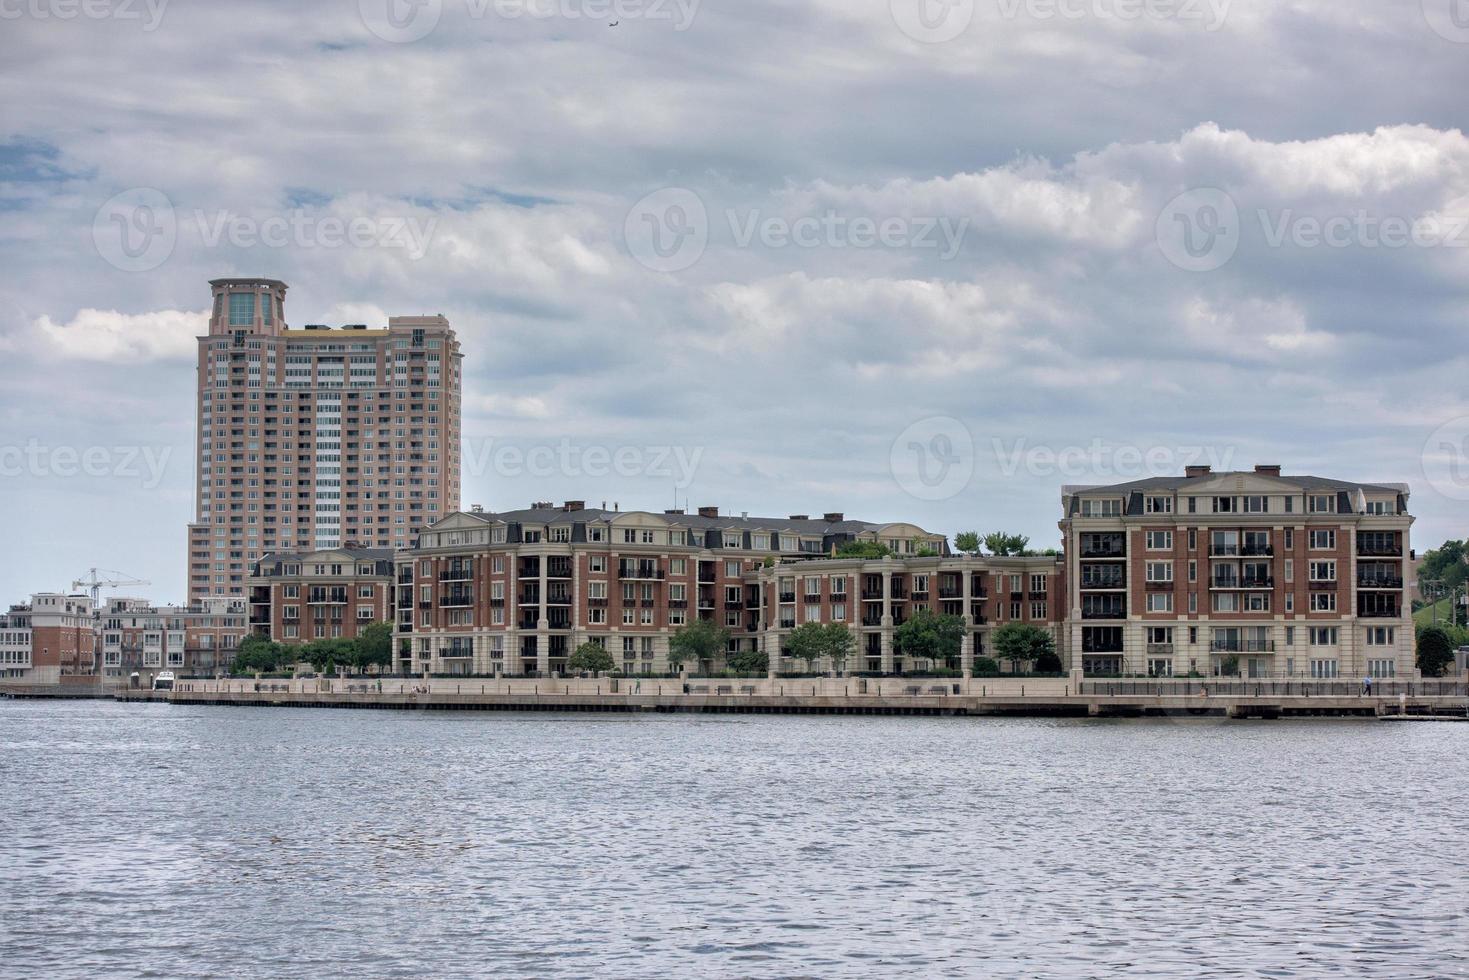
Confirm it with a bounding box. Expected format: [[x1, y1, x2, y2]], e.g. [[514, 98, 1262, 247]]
[[97, 596, 248, 684], [395, 502, 1065, 676], [1060, 465, 1415, 679], [187, 278, 462, 602]]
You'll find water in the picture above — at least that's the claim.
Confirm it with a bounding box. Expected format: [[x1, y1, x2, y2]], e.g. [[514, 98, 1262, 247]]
[[1, 701, 1466, 979]]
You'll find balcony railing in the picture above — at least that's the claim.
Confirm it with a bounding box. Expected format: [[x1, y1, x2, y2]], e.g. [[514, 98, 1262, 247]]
[[1210, 640, 1276, 653], [1082, 608, 1126, 620], [1081, 578, 1125, 590], [438, 593, 473, 608], [438, 568, 473, 582], [1357, 575, 1404, 589], [1358, 543, 1402, 557], [1239, 545, 1274, 557]]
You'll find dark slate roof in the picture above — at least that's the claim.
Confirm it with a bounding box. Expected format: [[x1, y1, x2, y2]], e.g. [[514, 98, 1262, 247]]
[[455, 507, 927, 536], [257, 547, 396, 563], [1064, 473, 1406, 495]]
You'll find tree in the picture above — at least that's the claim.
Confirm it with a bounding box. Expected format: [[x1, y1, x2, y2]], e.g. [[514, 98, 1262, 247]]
[[983, 532, 1030, 557], [1034, 651, 1064, 674], [915, 546, 940, 558], [1417, 625, 1456, 678], [973, 656, 1000, 676], [835, 540, 894, 559], [355, 621, 394, 673], [954, 531, 981, 555], [569, 642, 616, 675], [784, 623, 856, 674], [668, 618, 730, 674], [726, 649, 769, 675], [991, 623, 1055, 673], [893, 609, 965, 672], [231, 634, 290, 675]]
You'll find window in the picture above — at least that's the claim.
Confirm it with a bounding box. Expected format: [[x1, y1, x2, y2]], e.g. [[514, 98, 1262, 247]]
[[1080, 498, 1121, 517], [1213, 593, 1240, 613], [1310, 627, 1339, 646], [1146, 593, 1174, 613], [831, 577, 847, 596], [228, 292, 256, 325], [1366, 626, 1395, 646], [1029, 574, 1046, 593], [1145, 496, 1173, 514], [589, 556, 606, 573], [1242, 495, 1268, 513], [1146, 530, 1173, 551], [1309, 494, 1335, 514], [549, 525, 570, 543], [1212, 496, 1236, 513], [1146, 561, 1173, 583], [1284, 529, 1293, 550], [1244, 593, 1270, 612], [1309, 529, 1336, 550], [1309, 592, 1337, 612], [1309, 560, 1336, 582], [1311, 659, 1340, 678], [1367, 658, 1396, 678]]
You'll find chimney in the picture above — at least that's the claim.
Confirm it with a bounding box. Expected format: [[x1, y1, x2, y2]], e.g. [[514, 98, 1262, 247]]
[[1254, 465, 1282, 477], [1184, 465, 1212, 478], [562, 500, 586, 512], [789, 514, 809, 521], [697, 506, 719, 519], [823, 512, 844, 523]]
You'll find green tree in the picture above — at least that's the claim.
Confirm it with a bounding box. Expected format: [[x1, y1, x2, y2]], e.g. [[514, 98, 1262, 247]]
[[1034, 651, 1064, 673], [726, 648, 769, 675], [784, 623, 855, 674], [983, 532, 1031, 557], [915, 546, 940, 558], [569, 642, 616, 675], [231, 634, 289, 675], [1417, 625, 1456, 678], [972, 656, 1000, 676], [991, 623, 1055, 673], [355, 621, 394, 673], [668, 618, 730, 674], [954, 531, 981, 555], [894, 609, 965, 672], [835, 540, 894, 559]]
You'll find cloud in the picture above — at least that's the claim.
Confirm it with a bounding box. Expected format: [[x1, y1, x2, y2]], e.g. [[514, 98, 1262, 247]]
[[32, 308, 205, 363]]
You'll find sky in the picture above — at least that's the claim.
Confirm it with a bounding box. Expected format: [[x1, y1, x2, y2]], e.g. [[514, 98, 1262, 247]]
[[0, 0, 1467, 604]]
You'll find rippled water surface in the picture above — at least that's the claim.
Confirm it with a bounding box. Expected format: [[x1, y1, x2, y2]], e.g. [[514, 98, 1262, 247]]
[[1, 701, 1466, 978]]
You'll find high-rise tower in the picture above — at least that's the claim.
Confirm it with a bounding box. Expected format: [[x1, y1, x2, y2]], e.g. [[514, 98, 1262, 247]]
[[187, 278, 462, 601]]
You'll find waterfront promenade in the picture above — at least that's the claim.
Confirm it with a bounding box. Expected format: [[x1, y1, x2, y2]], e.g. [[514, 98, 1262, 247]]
[[72, 674, 1469, 719]]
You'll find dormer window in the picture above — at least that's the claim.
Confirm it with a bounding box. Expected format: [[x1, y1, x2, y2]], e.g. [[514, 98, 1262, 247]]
[[1080, 498, 1121, 517], [1145, 496, 1172, 514]]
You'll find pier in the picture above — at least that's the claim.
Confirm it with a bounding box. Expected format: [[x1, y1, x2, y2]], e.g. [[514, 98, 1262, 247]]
[[86, 676, 1469, 720]]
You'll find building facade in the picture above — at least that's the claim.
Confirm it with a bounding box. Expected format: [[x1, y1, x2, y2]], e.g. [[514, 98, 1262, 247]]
[[0, 594, 96, 684], [248, 549, 395, 642], [187, 278, 462, 602], [97, 596, 248, 683], [395, 502, 1065, 676], [1060, 465, 1415, 679]]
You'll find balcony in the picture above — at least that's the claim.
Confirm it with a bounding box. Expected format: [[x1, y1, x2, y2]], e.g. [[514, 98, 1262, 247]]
[[438, 648, 474, 659], [1357, 542, 1402, 557], [1239, 544, 1274, 557], [1210, 640, 1275, 653], [861, 590, 883, 600], [861, 617, 882, 627], [938, 588, 961, 599], [438, 567, 473, 582], [1358, 574, 1404, 589], [438, 593, 473, 608], [1081, 545, 1126, 559], [1081, 608, 1126, 621], [618, 564, 665, 581], [1080, 578, 1125, 590], [1358, 607, 1400, 619]]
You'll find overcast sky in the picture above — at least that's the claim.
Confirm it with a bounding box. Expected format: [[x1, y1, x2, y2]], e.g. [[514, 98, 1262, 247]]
[[1, 0, 1467, 603]]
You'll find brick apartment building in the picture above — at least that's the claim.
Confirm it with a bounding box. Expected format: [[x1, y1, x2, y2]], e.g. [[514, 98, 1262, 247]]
[[248, 548, 395, 642], [394, 502, 1065, 676], [1060, 465, 1415, 679], [97, 596, 248, 683], [187, 278, 462, 603], [0, 593, 97, 684]]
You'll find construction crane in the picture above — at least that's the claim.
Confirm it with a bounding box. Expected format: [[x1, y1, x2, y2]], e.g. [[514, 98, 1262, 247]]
[[70, 568, 151, 604]]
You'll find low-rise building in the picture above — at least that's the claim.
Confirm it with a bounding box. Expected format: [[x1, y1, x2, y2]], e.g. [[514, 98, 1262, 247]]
[[97, 596, 248, 683], [1060, 465, 1415, 679], [248, 548, 395, 643]]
